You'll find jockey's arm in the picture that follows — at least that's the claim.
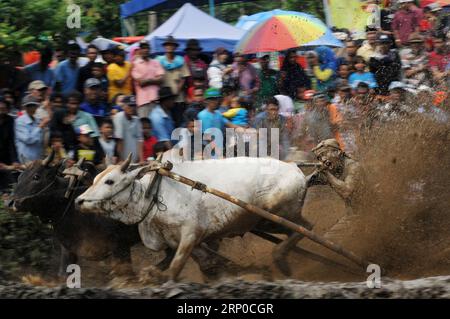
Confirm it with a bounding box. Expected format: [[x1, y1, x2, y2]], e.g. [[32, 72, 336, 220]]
[[324, 161, 361, 200]]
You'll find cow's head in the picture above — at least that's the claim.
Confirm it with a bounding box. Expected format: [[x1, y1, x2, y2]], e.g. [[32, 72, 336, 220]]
[[11, 151, 64, 214], [76, 154, 148, 225]]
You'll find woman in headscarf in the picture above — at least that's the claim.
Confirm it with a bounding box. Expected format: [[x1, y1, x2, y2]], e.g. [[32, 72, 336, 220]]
[[280, 49, 311, 99], [308, 46, 338, 92]]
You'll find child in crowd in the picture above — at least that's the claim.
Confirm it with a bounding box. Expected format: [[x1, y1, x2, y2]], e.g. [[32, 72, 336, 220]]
[[222, 96, 248, 127], [348, 56, 378, 90], [91, 62, 109, 101], [111, 93, 126, 115], [140, 118, 158, 161], [73, 124, 105, 168], [46, 131, 69, 164], [98, 119, 118, 166]]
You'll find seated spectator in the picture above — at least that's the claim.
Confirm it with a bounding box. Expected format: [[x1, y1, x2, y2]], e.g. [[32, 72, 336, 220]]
[[15, 95, 49, 163], [98, 119, 119, 166], [349, 56, 378, 90], [64, 90, 100, 137], [113, 95, 144, 163], [140, 118, 158, 161], [223, 96, 249, 127], [73, 124, 105, 169], [80, 78, 109, 124], [337, 40, 359, 71], [150, 87, 176, 150]]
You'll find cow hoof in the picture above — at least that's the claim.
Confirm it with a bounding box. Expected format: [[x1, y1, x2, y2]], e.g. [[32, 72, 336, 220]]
[[139, 265, 168, 285]]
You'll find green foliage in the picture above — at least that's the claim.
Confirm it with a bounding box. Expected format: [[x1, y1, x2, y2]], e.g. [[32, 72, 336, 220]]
[[0, 201, 54, 279], [0, 0, 325, 56]]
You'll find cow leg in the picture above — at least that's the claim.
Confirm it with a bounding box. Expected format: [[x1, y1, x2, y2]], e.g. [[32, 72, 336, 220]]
[[110, 244, 134, 277], [191, 243, 237, 279], [156, 248, 175, 271], [272, 215, 313, 276], [167, 230, 198, 282], [58, 245, 77, 279]]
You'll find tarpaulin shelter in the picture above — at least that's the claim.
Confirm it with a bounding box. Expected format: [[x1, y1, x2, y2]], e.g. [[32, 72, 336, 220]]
[[126, 3, 246, 53]]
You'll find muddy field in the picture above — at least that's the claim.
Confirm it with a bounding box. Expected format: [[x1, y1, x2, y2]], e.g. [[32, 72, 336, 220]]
[[1, 115, 450, 298]]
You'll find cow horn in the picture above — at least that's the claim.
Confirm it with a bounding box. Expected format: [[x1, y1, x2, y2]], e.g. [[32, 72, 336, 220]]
[[120, 153, 132, 172], [76, 157, 85, 167], [42, 149, 55, 167]]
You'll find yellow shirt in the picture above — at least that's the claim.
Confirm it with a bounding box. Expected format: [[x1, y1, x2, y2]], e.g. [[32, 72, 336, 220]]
[[107, 62, 133, 102]]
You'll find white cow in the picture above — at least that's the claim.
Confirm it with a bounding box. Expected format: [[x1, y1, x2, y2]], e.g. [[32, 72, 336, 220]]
[[76, 156, 307, 281]]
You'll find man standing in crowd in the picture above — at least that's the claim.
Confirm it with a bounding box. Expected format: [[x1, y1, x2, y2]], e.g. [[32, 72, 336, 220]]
[[24, 47, 55, 88], [0, 96, 17, 167], [357, 31, 379, 62], [208, 48, 233, 89], [131, 40, 165, 118], [232, 53, 261, 101], [113, 95, 144, 163], [107, 46, 133, 102], [257, 55, 280, 108], [184, 39, 208, 92], [80, 78, 109, 124], [54, 42, 81, 94], [65, 90, 100, 137], [369, 35, 402, 95], [157, 36, 191, 128], [15, 96, 49, 163], [400, 34, 431, 87], [392, 0, 422, 46], [77, 44, 100, 93], [150, 87, 177, 150]]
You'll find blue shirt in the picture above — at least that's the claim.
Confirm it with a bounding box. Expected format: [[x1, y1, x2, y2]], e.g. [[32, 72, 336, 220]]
[[150, 105, 175, 142], [15, 113, 44, 163], [54, 60, 80, 94], [349, 72, 378, 89], [197, 109, 229, 133], [24, 62, 55, 87], [80, 101, 108, 118]]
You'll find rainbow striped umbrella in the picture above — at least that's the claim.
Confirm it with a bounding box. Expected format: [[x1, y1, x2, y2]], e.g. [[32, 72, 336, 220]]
[[235, 10, 342, 54]]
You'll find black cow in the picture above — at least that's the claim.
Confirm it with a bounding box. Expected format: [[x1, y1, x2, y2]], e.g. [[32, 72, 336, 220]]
[[10, 151, 140, 278]]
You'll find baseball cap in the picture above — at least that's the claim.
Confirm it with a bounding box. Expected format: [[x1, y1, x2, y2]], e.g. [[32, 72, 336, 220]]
[[204, 87, 222, 99], [76, 124, 95, 136], [377, 35, 391, 43], [22, 95, 41, 107], [28, 80, 48, 91], [426, 3, 442, 12], [122, 95, 137, 107], [389, 81, 407, 91], [84, 78, 101, 89]]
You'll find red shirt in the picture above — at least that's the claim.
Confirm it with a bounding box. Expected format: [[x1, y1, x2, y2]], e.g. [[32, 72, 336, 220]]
[[143, 136, 158, 160], [429, 51, 450, 72]]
